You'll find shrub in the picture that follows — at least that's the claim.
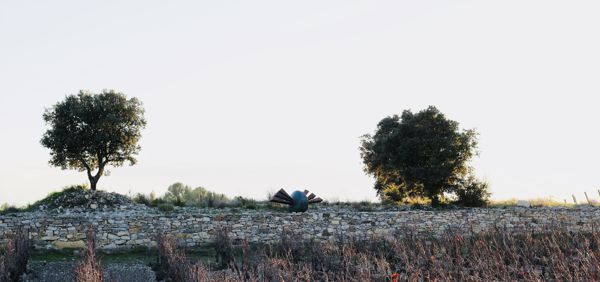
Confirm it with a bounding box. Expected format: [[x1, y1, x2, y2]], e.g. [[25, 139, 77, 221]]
[[164, 183, 189, 206], [352, 201, 375, 212], [232, 196, 257, 209], [131, 193, 151, 206], [155, 234, 237, 282], [156, 234, 188, 282], [184, 187, 229, 208], [0, 229, 30, 282], [74, 229, 104, 282], [158, 203, 174, 212], [453, 176, 490, 207], [159, 183, 231, 208], [0, 204, 21, 215], [214, 228, 234, 268], [151, 197, 167, 207], [131, 192, 159, 207], [186, 262, 218, 282]]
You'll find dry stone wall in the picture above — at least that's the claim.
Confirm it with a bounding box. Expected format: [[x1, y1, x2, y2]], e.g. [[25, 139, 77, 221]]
[[1, 206, 600, 251]]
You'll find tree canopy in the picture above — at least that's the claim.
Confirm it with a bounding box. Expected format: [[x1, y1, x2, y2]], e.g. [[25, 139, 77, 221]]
[[163, 182, 229, 207], [41, 90, 146, 191], [360, 106, 483, 206]]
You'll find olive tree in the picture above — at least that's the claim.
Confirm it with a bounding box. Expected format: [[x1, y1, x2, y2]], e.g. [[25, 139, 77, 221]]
[[41, 90, 146, 191], [360, 106, 481, 206], [164, 182, 191, 206]]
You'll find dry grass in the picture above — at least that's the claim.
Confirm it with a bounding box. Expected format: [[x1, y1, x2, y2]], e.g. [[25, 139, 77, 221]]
[[157, 226, 600, 281], [489, 197, 599, 207], [0, 228, 30, 282], [156, 233, 238, 281], [73, 229, 104, 282]]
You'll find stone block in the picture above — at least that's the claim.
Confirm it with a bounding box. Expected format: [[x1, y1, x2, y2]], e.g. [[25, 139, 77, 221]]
[[53, 240, 86, 249]]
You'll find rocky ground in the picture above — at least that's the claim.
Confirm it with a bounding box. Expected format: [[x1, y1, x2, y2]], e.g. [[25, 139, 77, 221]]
[[22, 260, 156, 282], [35, 187, 135, 210]]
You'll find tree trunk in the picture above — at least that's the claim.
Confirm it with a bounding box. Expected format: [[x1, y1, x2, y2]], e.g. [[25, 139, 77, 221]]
[[89, 177, 98, 191], [431, 194, 440, 207], [88, 167, 103, 191], [88, 168, 104, 191], [425, 183, 442, 207]]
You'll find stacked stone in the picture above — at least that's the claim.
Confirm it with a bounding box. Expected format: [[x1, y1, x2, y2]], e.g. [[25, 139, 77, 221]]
[[0, 206, 598, 251]]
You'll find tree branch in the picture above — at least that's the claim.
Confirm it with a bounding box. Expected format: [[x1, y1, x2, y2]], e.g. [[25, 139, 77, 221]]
[[79, 158, 93, 180], [94, 150, 105, 179]]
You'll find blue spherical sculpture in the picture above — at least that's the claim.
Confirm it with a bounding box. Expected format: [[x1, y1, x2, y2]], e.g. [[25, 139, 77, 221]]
[[289, 190, 309, 212], [270, 189, 323, 213]]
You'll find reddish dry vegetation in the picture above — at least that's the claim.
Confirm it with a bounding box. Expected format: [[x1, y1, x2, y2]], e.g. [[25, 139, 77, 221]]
[[157, 227, 600, 282], [74, 229, 104, 282], [5, 226, 600, 281], [0, 229, 30, 282]]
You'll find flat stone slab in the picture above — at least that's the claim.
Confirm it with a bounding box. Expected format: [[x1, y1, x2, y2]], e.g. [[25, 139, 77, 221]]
[[22, 261, 156, 282]]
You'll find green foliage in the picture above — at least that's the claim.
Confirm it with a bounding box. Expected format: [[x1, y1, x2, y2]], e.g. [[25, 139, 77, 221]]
[[360, 106, 481, 206], [164, 182, 191, 206], [157, 203, 175, 212], [452, 176, 491, 207], [151, 197, 167, 207], [41, 90, 146, 191], [233, 196, 257, 209], [131, 192, 158, 206], [183, 186, 229, 208], [133, 183, 232, 209], [131, 193, 150, 206], [0, 203, 21, 214], [161, 183, 231, 207]]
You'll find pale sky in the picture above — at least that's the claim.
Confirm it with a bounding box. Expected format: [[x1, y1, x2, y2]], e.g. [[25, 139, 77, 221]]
[[1, 1, 599, 206]]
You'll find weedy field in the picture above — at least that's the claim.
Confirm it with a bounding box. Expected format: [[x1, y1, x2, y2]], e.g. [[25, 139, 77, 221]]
[[3, 226, 600, 281], [152, 227, 600, 281]]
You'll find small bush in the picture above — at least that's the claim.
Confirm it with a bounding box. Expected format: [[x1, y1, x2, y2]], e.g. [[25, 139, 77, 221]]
[[154, 183, 232, 208], [352, 201, 374, 212], [74, 229, 104, 282], [151, 197, 167, 207], [156, 234, 239, 282], [184, 187, 229, 208], [132, 192, 159, 207], [156, 234, 184, 281], [158, 203, 175, 212], [232, 196, 257, 210], [215, 228, 234, 268], [0, 204, 22, 214], [132, 193, 152, 206], [0, 229, 30, 282], [453, 176, 490, 207]]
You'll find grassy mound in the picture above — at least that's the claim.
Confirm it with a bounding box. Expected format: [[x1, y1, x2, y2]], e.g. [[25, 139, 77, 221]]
[[28, 185, 134, 210]]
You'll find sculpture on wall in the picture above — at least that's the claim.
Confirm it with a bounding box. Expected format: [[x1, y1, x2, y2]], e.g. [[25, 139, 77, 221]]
[[270, 189, 323, 212]]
